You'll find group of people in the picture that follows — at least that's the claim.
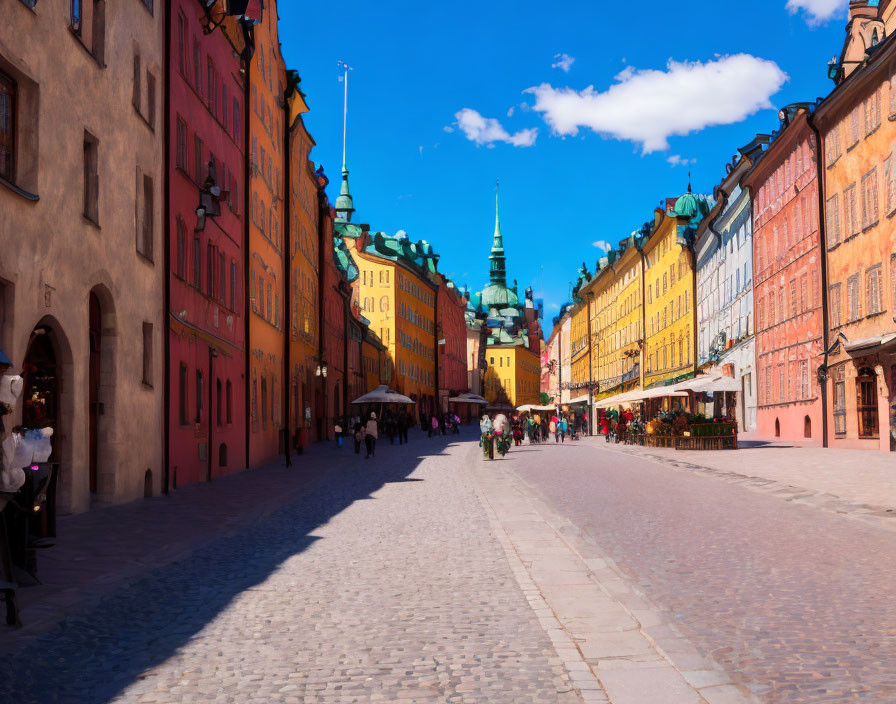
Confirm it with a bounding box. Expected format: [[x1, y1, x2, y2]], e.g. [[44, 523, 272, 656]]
[[426, 413, 463, 437], [334, 408, 469, 459], [599, 409, 635, 444], [479, 410, 588, 459]]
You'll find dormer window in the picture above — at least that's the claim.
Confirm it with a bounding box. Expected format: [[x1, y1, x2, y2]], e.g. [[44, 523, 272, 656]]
[[872, 29, 880, 47]]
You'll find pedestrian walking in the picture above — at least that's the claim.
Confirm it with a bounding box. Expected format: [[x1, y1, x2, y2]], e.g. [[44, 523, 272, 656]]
[[559, 416, 568, 443], [399, 412, 410, 444], [550, 415, 559, 443], [354, 421, 365, 454], [480, 414, 494, 460], [364, 412, 378, 458], [430, 415, 439, 438], [334, 421, 344, 448]]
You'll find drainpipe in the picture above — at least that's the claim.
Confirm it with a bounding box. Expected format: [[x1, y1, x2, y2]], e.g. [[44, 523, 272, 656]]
[[282, 88, 291, 467], [806, 109, 831, 448], [162, 0, 171, 495], [242, 53, 252, 468], [343, 287, 349, 426], [434, 283, 440, 413]]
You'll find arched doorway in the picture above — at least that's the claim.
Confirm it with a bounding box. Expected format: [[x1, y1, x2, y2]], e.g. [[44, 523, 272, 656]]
[[89, 291, 101, 493], [804, 415, 812, 439], [22, 329, 59, 446], [774, 418, 781, 438]]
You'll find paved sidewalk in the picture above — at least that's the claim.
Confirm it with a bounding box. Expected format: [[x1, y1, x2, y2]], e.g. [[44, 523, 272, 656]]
[[2, 431, 585, 703], [471, 443, 756, 704], [589, 437, 896, 528]]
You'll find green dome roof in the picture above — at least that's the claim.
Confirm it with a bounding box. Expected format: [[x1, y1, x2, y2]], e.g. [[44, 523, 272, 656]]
[[480, 283, 520, 309], [673, 192, 711, 223]]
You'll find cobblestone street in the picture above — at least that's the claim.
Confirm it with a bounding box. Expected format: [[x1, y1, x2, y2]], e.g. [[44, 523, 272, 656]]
[[1, 431, 582, 704], [514, 437, 896, 703]]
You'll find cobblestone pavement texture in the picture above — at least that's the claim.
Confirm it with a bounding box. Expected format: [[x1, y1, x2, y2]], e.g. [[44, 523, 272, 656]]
[[1, 431, 582, 704], [615, 436, 896, 521], [511, 438, 896, 703]]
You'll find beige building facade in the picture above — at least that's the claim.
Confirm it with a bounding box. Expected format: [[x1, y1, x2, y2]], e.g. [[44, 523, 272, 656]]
[[0, 0, 165, 513]]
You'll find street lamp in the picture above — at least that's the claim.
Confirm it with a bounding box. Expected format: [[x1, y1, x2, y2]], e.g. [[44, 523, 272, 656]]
[[194, 160, 226, 232], [316, 363, 328, 379]]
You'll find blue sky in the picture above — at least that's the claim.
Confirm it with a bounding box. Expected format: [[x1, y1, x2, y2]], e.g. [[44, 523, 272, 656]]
[[278, 0, 847, 325]]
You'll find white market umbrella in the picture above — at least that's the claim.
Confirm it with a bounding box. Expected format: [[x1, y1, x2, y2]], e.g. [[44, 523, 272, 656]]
[[351, 385, 415, 405], [448, 393, 488, 404]]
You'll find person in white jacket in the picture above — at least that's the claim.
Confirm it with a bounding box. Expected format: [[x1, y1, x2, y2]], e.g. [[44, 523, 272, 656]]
[[364, 412, 378, 459]]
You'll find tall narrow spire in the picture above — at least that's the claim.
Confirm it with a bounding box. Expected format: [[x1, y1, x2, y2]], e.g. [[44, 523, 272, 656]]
[[489, 179, 507, 287], [335, 61, 355, 223]]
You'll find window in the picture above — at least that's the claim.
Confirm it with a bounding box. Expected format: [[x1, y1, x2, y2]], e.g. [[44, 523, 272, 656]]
[[864, 89, 882, 136], [833, 365, 846, 436], [799, 360, 809, 400], [230, 261, 237, 310], [179, 363, 188, 424], [177, 14, 186, 77], [92, 0, 106, 64], [195, 370, 203, 424], [216, 378, 222, 427], [226, 380, 233, 424], [826, 123, 841, 166], [856, 368, 879, 438], [866, 266, 882, 315], [83, 131, 99, 223], [192, 39, 201, 93], [261, 376, 268, 428], [830, 283, 842, 328], [847, 274, 860, 322], [849, 107, 859, 147], [843, 184, 858, 239], [0, 71, 14, 183], [778, 364, 785, 403], [193, 135, 202, 181], [790, 280, 797, 318], [207, 58, 216, 115], [826, 193, 840, 247], [146, 72, 156, 127], [138, 173, 153, 259], [218, 252, 225, 303], [206, 243, 214, 297], [71, 0, 82, 34], [176, 217, 186, 278], [233, 100, 241, 144], [142, 322, 153, 387], [132, 52, 141, 111], [861, 167, 880, 230], [193, 235, 201, 288], [176, 118, 187, 171], [800, 273, 808, 312]]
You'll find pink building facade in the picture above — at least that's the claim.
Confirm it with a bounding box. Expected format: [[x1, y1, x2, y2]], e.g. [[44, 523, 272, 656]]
[[745, 107, 825, 444], [167, 2, 248, 487]]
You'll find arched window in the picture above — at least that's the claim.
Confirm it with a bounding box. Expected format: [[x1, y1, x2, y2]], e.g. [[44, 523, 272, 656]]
[[219, 443, 228, 467], [226, 380, 233, 424], [774, 418, 781, 437]]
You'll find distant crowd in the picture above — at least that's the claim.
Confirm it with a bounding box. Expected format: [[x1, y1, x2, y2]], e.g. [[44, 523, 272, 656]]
[[333, 409, 466, 459]]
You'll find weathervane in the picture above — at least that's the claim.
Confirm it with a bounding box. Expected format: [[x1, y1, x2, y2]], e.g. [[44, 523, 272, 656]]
[[337, 60, 354, 170]]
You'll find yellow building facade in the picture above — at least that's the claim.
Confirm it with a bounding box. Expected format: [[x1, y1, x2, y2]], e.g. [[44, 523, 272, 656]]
[[569, 302, 590, 390], [484, 345, 541, 407], [349, 240, 437, 412], [642, 194, 709, 388], [586, 236, 645, 401]]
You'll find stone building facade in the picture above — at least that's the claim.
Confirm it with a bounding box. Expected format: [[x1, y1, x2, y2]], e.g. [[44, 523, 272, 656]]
[[1, 0, 165, 512]]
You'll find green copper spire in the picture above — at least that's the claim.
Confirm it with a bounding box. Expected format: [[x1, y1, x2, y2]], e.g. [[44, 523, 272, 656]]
[[334, 166, 354, 223], [489, 180, 506, 286]]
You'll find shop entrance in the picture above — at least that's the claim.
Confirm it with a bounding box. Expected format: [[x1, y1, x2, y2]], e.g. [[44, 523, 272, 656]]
[[22, 328, 58, 450]]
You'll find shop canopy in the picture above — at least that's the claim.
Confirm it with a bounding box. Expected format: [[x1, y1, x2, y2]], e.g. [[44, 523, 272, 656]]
[[351, 385, 416, 405], [516, 404, 556, 412], [670, 374, 741, 394], [568, 394, 591, 405], [594, 387, 688, 408], [448, 393, 488, 404]]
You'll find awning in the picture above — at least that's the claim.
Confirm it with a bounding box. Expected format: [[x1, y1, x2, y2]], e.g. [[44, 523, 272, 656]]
[[844, 333, 896, 353], [634, 387, 690, 400], [351, 385, 416, 405], [670, 374, 740, 393], [516, 404, 556, 412], [594, 389, 643, 408], [568, 394, 591, 404], [448, 393, 488, 404]]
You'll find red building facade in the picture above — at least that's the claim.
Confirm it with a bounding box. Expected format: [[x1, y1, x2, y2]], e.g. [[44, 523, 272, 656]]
[[744, 107, 825, 444], [167, 2, 248, 486], [436, 276, 469, 411]]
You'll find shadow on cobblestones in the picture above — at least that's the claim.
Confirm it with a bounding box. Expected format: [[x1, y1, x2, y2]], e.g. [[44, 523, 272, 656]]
[[0, 439, 451, 703]]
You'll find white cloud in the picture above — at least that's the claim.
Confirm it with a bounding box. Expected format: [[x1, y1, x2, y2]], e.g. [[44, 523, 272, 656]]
[[546, 301, 561, 311], [453, 108, 538, 148], [443, 125, 455, 133], [552, 53, 575, 73], [507, 106, 515, 117], [592, 240, 611, 251], [667, 155, 696, 166], [786, 0, 844, 25], [526, 54, 788, 153]]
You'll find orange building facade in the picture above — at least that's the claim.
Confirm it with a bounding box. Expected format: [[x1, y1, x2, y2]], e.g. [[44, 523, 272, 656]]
[[248, 4, 286, 464], [817, 34, 896, 451]]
